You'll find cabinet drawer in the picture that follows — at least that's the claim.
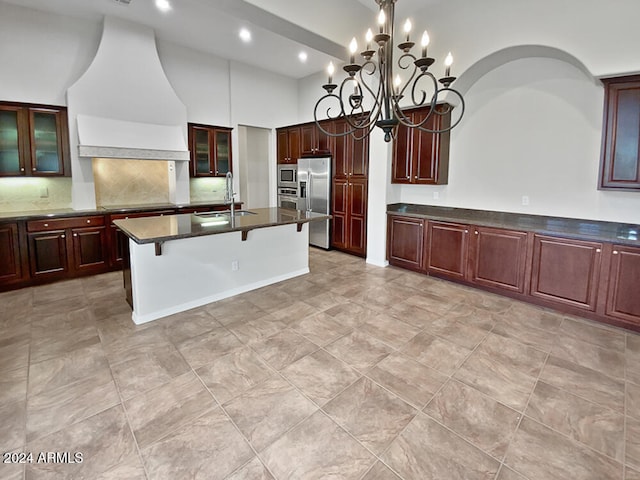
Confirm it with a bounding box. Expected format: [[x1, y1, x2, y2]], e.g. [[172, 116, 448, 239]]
[[27, 215, 105, 232]]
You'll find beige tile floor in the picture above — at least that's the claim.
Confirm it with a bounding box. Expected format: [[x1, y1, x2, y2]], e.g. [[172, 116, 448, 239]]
[[1, 248, 639, 479]]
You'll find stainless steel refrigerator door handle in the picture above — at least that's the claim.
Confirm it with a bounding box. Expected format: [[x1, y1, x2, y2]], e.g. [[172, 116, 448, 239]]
[[307, 172, 313, 212]]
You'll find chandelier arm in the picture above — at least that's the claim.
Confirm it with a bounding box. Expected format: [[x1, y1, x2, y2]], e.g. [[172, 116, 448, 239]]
[[413, 92, 466, 134]]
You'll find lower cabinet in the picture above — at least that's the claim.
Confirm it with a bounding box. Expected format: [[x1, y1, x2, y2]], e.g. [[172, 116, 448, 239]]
[[71, 226, 108, 273], [26, 215, 108, 281], [530, 234, 603, 311], [470, 226, 529, 293], [387, 215, 425, 272], [426, 221, 470, 280], [331, 178, 367, 257], [425, 222, 529, 292], [0, 222, 27, 285], [28, 230, 69, 279], [606, 245, 640, 322], [387, 213, 640, 330]]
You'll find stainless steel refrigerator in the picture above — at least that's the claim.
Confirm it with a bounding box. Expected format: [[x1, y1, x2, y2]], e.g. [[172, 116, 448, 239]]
[[297, 157, 331, 249]]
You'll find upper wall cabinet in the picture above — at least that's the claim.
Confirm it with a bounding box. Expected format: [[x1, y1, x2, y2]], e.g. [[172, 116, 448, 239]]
[[0, 102, 70, 177], [392, 104, 451, 185], [277, 126, 301, 164], [600, 76, 640, 190], [188, 123, 232, 177]]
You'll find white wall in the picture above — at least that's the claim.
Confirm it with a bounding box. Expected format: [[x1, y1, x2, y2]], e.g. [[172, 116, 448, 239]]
[[401, 57, 640, 224], [157, 40, 232, 126], [0, 2, 101, 106]]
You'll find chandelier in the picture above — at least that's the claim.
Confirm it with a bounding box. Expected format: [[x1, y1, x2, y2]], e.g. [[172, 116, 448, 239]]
[[314, 0, 465, 142]]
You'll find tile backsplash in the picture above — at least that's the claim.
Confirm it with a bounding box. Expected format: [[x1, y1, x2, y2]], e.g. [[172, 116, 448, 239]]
[[0, 177, 72, 212], [190, 177, 226, 202], [93, 158, 170, 207]]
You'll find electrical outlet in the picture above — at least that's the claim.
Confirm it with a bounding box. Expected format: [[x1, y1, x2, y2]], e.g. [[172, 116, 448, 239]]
[[40, 187, 49, 198], [433, 191, 440, 200], [521, 195, 529, 206], [231, 260, 239, 271]]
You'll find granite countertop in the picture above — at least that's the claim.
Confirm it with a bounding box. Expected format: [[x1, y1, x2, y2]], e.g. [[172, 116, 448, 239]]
[[0, 201, 238, 221], [387, 203, 640, 246], [113, 207, 331, 244]]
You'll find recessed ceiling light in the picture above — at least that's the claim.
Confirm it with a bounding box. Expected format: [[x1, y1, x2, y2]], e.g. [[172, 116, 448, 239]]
[[298, 52, 308, 62], [239, 28, 252, 43], [155, 0, 171, 12]]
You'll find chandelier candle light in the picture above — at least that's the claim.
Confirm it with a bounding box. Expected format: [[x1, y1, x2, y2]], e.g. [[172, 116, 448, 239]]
[[314, 0, 465, 142]]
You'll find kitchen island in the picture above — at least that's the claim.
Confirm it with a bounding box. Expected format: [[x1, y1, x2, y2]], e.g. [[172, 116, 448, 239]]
[[114, 207, 330, 324]]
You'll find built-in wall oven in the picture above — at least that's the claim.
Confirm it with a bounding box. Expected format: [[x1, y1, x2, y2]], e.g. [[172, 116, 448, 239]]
[[277, 164, 297, 188], [277, 187, 299, 210]]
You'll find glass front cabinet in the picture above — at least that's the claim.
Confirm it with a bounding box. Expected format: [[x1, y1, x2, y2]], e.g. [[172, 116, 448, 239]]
[[0, 103, 70, 177], [188, 123, 232, 177]]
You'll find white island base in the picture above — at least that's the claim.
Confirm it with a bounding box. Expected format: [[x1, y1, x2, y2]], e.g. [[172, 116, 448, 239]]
[[127, 223, 309, 324]]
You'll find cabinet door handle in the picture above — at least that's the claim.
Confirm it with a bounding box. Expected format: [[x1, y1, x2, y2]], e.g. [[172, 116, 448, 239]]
[[414, 176, 418, 179], [210, 170, 213, 174], [596, 248, 601, 253], [86, 220, 91, 224], [44, 223, 49, 227], [61, 234, 65, 238], [32, 167, 36, 171], [464, 230, 469, 233], [474, 231, 479, 235], [613, 250, 619, 255], [73, 233, 78, 237], [20, 167, 25, 172]]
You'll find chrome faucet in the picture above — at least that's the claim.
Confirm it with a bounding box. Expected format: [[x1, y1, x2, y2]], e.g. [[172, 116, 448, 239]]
[[225, 171, 235, 218]]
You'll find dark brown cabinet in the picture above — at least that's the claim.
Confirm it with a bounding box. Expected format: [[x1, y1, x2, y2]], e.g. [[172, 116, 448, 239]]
[[71, 226, 107, 273], [27, 216, 108, 281], [330, 120, 369, 257], [188, 123, 232, 177], [392, 105, 451, 184], [332, 178, 367, 256], [0, 102, 70, 177], [469, 226, 529, 293], [28, 230, 68, 279], [277, 127, 301, 164], [426, 221, 469, 280], [0, 222, 27, 284], [387, 215, 425, 272], [301, 122, 330, 156], [606, 245, 640, 324], [387, 211, 640, 331], [600, 76, 640, 190], [530, 235, 603, 311]]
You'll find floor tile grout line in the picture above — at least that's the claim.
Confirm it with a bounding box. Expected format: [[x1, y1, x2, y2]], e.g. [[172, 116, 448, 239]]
[[101, 341, 152, 480], [190, 368, 281, 480], [496, 349, 551, 477], [539, 353, 627, 413], [622, 332, 633, 479]]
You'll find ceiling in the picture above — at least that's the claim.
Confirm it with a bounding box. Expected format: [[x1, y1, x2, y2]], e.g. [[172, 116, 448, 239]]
[[1, 0, 440, 79]]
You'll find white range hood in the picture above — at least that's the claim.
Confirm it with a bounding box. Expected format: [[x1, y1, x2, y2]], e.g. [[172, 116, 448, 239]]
[[76, 114, 189, 161], [67, 16, 191, 208]]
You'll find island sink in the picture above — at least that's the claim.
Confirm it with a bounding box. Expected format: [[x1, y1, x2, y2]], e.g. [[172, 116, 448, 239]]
[[196, 210, 257, 217]]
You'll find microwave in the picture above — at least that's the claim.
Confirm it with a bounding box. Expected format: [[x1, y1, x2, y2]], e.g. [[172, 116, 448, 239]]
[[277, 164, 297, 188]]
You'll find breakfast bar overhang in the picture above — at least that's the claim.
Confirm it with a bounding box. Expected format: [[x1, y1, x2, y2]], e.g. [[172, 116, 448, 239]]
[[114, 207, 330, 324]]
